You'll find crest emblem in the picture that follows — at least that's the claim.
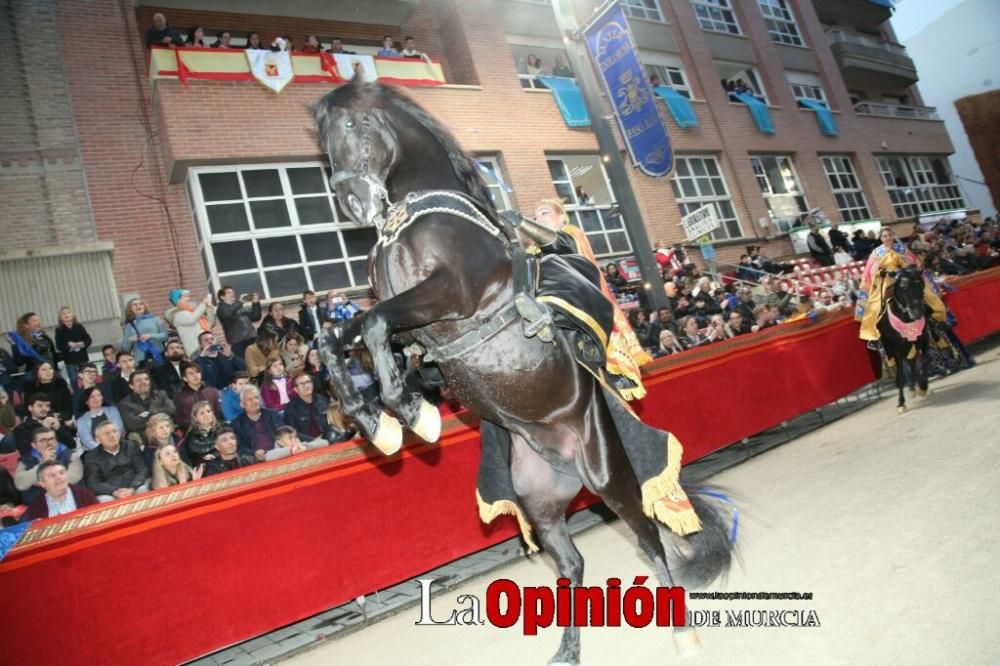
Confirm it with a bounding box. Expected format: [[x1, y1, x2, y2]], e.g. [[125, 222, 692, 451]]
[[246, 49, 293, 93]]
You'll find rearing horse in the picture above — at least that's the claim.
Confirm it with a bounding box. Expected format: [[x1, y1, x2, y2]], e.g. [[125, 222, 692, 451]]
[[314, 80, 734, 664]]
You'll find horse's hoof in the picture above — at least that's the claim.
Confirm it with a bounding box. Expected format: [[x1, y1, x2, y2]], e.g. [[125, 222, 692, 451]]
[[673, 627, 702, 657], [410, 399, 442, 444], [370, 412, 403, 455], [897, 405, 907, 415]]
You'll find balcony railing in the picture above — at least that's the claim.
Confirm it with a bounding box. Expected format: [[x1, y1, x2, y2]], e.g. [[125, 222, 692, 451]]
[[825, 28, 908, 57], [854, 102, 940, 120]]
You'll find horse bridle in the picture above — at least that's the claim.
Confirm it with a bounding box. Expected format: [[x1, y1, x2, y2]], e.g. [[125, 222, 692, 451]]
[[326, 114, 392, 228]]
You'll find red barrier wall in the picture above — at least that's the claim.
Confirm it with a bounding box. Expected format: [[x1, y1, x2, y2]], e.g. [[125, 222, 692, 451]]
[[1, 269, 997, 665]]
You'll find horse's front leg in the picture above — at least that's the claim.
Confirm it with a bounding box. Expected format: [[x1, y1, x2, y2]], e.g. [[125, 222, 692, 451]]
[[362, 271, 479, 445], [895, 349, 908, 414], [317, 319, 402, 455]]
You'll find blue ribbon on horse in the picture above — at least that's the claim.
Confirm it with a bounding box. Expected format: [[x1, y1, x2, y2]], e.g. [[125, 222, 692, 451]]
[[691, 487, 740, 545], [7, 331, 44, 363]]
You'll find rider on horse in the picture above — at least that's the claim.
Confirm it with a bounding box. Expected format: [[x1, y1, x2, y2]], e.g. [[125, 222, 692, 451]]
[[515, 198, 653, 400], [857, 226, 948, 350]]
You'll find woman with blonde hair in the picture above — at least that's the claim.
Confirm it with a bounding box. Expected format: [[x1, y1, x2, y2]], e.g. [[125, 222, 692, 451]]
[[522, 198, 653, 399], [151, 443, 203, 489], [144, 412, 179, 468], [179, 400, 219, 467], [121, 297, 169, 366]]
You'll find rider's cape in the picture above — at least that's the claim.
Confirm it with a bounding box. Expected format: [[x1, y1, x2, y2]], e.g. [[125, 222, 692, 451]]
[[476, 242, 700, 551]]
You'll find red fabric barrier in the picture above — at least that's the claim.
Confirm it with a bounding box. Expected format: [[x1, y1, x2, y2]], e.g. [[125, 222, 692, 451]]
[[2, 274, 998, 665]]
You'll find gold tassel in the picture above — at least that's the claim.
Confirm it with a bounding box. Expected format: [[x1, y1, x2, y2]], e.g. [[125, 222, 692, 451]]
[[639, 434, 702, 536], [476, 490, 539, 552]]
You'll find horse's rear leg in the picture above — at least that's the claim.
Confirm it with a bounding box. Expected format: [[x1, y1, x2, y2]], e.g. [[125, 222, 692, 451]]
[[916, 337, 930, 396], [894, 350, 908, 414], [510, 434, 584, 666], [577, 390, 701, 655]]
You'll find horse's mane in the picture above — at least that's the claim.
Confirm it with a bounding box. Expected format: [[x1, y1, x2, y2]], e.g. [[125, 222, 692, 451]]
[[316, 80, 497, 218]]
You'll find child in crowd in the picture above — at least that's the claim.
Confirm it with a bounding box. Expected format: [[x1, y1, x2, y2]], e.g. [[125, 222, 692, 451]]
[[260, 359, 295, 412]]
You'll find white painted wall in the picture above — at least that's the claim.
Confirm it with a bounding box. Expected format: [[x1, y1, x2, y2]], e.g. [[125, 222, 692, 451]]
[[896, 0, 999, 217]]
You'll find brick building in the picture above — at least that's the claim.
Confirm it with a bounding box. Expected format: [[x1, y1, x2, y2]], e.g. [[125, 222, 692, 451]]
[[1, 0, 973, 347]]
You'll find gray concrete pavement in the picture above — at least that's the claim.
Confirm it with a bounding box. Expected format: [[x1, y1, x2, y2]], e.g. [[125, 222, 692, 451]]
[[287, 348, 1000, 666]]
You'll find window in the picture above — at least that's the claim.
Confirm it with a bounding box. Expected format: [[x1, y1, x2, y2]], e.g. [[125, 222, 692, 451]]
[[547, 155, 631, 257], [751, 156, 809, 233], [622, 0, 666, 22], [670, 155, 744, 240], [717, 61, 769, 104], [508, 41, 574, 88], [188, 164, 378, 300], [787, 71, 827, 105], [876, 156, 965, 218], [757, 0, 805, 47], [475, 156, 515, 212], [821, 156, 872, 222], [691, 0, 742, 35], [647, 64, 693, 99]]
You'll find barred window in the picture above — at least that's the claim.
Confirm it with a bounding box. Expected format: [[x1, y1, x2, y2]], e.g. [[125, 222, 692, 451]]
[[188, 164, 377, 300], [547, 155, 631, 257], [691, 0, 742, 35], [623, 0, 666, 22], [876, 156, 966, 219], [751, 156, 809, 233], [821, 156, 872, 222], [670, 155, 744, 240], [757, 0, 805, 46]]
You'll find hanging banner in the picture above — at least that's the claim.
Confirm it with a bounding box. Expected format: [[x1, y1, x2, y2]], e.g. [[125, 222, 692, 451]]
[[680, 203, 720, 241], [246, 49, 293, 93], [582, 2, 673, 177]]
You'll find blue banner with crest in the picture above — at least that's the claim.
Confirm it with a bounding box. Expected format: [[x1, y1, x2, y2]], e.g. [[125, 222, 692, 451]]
[[582, 2, 673, 177]]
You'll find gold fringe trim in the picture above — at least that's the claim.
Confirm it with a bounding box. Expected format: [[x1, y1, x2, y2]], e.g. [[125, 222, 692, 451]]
[[640, 433, 702, 536], [476, 489, 539, 552]]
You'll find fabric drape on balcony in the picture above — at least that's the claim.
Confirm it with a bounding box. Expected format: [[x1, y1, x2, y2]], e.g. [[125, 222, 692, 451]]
[[653, 85, 698, 128], [799, 99, 839, 136], [732, 92, 775, 135], [536, 76, 591, 128]]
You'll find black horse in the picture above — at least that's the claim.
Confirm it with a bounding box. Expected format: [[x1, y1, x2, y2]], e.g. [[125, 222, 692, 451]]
[[877, 267, 931, 413], [313, 80, 735, 663]]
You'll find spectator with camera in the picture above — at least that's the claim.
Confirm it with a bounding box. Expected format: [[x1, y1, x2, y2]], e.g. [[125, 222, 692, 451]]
[[216, 286, 262, 361], [119, 369, 175, 442], [13, 394, 75, 456], [195, 331, 245, 389], [84, 420, 150, 502], [14, 427, 84, 506], [165, 289, 217, 358]]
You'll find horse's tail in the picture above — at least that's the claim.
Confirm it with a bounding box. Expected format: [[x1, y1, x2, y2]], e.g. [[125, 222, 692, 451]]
[[666, 484, 740, 589]]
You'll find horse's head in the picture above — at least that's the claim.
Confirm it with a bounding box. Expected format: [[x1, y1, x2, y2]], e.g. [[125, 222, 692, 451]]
[[315, 80, 399, 227], [889, 266, 925, 322]]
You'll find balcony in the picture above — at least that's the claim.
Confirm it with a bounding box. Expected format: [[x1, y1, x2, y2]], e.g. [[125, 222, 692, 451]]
[[812, 0, 893, 33], [826, 28, 917, 87], [854, 102, 940, 120]]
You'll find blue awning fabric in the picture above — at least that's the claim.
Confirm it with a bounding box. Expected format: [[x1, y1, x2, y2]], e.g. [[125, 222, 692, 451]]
[[652, 85, 698, 128], [731, 92, 775, 135], [536, 76, 591, 128], [798, 99, 839, 136]]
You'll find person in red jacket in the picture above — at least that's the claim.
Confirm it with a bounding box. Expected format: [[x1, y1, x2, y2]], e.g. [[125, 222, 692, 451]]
[[22, 460, 98, 521]]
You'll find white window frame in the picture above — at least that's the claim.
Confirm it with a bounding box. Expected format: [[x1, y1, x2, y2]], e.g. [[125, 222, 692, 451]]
[[820, 156, 872, 222], [757, 0, 806, 47], [670, 155, 745, 241], [750, 155, 810, 233], [547, 155, 632, 258], [719, 62, 770, 105], [691, 0, 742, 36], [642, 51, 694, 99], [877, 156, 965, 218], [787, 70, 827, 105], [475, 156, 515, 212], [622, 0, 666, 22], [188, 162, 377, 300]]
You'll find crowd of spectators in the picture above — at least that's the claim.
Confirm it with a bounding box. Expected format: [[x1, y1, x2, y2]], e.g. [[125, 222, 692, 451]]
[[0, 286, 373, 526], [144, 12, 433, 62], [619, 216, 999, 359]]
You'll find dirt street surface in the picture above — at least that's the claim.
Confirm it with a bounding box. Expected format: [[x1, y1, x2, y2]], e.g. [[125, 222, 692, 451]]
[[289, 350, 1000, 666]]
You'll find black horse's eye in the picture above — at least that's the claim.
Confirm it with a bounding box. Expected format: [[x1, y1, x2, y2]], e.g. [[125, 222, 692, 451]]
[[345, 119, 355, 129]]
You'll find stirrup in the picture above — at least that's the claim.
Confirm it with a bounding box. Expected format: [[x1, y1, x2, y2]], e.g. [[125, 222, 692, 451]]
[[514, 293, 554, 343]]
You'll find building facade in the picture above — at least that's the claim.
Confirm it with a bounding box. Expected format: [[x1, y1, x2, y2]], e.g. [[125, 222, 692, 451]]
[[1, 0, 973, 343]]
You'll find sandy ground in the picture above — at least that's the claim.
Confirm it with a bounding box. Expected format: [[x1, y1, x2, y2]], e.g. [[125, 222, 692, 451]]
[[289, 349, 1000, 666]]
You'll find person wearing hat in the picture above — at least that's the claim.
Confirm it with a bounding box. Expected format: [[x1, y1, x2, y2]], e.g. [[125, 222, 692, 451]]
[[165, 289, 216, 358]]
